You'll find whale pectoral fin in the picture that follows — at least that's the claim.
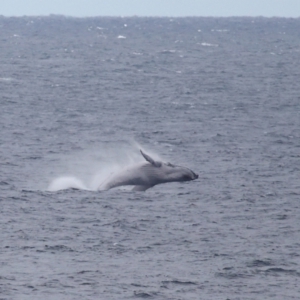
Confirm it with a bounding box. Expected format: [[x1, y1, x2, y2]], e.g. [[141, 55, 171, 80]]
[[140, 150, 161, 167], [132, 185, 152, 191]]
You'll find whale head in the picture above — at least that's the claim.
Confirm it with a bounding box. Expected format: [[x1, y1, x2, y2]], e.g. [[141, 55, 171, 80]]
[[163, 162, 199, 182], [140, 150, 198, 184]]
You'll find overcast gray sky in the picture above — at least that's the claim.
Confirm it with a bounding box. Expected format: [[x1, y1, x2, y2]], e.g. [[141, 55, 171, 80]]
[[1, 0, 299, 17]]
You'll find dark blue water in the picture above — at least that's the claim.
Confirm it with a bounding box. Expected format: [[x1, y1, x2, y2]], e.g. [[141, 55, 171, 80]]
[[1, 16, 300, 299]]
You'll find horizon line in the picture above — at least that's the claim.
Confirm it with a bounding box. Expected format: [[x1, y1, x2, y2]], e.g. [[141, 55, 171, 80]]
[[1, 14, 299, 19]]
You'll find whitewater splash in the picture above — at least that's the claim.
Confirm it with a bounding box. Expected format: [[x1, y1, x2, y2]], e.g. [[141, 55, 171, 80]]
[[48, 176, 88, 191], [46, 143, 162, 192], [47, 166, 121, 192]]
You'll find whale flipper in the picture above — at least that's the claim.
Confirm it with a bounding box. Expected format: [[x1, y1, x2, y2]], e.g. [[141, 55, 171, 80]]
[[140, 150, 161, 167], [132, 185, 152, 191]]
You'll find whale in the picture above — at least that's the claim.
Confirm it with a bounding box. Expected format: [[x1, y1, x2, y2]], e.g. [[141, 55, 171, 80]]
[[97, 150, 198, 191]]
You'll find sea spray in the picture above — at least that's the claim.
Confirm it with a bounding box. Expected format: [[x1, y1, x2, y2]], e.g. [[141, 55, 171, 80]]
[[46, 142, 160, 191]]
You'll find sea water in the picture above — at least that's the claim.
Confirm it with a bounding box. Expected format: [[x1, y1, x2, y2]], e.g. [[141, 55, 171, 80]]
[[0, 16, 300, 299]]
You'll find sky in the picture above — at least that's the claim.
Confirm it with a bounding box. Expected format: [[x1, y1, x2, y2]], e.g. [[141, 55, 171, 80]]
[[1, 0, 299, 18]]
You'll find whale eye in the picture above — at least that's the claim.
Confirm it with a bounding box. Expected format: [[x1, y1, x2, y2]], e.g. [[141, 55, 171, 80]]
[[166, 162, 175, 167]]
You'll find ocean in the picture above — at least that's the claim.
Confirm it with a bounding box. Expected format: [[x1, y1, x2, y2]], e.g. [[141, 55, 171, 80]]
[[0, 16, 300, 299]]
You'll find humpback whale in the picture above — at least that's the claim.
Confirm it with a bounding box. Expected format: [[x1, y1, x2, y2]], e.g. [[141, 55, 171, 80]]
[[98, 150, 198, 191]]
